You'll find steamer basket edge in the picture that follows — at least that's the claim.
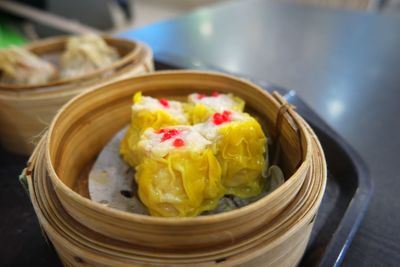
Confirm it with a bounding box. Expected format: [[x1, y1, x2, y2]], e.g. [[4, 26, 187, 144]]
[[35, 70, 317, 250]]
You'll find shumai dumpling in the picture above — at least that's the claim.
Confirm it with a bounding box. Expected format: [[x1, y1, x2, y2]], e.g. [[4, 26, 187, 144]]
[[195, 110, 267, 198], [120, 92, 188, 167], [0, 46, 57, 85], [186, 92, 245, 124], [61, 34, 119, 78], [135, 126, 224, 217]]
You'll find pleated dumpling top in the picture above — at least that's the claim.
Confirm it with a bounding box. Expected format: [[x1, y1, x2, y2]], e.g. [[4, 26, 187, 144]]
[[187, 92, 245, 124], [120, 92, 188, 167]]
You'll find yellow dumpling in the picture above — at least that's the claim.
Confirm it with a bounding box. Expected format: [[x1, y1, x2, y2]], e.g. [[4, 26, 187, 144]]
[[195, 111, 267, 198], [120, 91, 268, 217], [135, 127, 224, 217], [187, 92, 245, 124], [120, 92, 188, 167]]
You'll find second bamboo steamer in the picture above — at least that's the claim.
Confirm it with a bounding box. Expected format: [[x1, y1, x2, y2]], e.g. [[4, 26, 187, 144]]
[[0, 36, 154, 155]]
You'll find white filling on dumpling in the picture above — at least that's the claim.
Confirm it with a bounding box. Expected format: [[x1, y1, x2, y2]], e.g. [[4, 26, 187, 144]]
[[132, 96, 187, 124], [138, 126, 211, 158], [188, 93, 238, 112]]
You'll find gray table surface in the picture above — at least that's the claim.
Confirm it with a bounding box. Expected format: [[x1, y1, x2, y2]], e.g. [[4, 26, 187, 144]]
[[120, 1, 400, 266]]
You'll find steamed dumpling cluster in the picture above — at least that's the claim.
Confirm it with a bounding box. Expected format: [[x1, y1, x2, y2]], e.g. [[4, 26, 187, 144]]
[[120, 91, 267, 217], [0, 34, 119, 85]]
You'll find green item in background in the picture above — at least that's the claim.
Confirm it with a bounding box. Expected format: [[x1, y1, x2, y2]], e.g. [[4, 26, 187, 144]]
[[0, 22, 26, 48]]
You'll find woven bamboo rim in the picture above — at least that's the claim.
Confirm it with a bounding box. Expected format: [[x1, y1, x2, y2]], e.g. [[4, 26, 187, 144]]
[[39, 70, 313, 251], [23, 114, 326, 266], [0, 37, 153, 155]]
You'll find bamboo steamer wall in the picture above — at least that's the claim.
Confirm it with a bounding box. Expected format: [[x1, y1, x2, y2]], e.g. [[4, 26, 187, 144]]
[[41, 71, 314, 251], [23, 110, 326, 266], [0, 36, 154, 155]]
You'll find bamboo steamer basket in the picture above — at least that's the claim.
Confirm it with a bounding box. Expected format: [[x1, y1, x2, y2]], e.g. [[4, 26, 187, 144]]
[[23, 109, 326, 267], [0, 36, 154, 155], [46, 71, 311, 251], [38, 71, 313, 251]]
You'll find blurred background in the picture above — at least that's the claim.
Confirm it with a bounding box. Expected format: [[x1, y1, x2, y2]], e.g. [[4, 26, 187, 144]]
[[1, 0, 399, 48], [2, 1, 400, 267]]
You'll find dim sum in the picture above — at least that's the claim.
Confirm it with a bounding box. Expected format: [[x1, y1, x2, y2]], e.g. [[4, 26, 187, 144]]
[[61, 34, 119, 78], [195, 110, 267, 198], [135, 126, 224, 217], [120, 92, 188, 167], [0, 46, 57, 85]]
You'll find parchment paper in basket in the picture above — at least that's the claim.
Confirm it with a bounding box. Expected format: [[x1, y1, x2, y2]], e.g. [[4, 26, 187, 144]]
[[88, 127, 285, 215], [88, 128, 148, 215]]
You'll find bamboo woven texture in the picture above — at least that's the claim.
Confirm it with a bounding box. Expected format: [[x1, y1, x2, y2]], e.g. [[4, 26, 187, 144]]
[[22, 70, 327, 266], [0, 36, 153, 155]]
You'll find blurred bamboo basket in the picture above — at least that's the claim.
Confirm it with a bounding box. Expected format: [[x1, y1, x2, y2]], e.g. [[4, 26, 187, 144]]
[[22, 71, 327, 266], [0, 36, 154, 155]]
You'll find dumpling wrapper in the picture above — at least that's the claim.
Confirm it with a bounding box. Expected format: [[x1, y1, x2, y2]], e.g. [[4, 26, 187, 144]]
[[195, 111, 267, 198], [134, 126, 225, 217], [120, 92, 188, 167], [136, 149, 224, 217]]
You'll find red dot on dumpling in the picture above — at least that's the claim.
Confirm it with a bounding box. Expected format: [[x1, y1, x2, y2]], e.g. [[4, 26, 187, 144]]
[[173, 138, 185, 147], [213, 113, 224, 125], [160, 129, 180, 142], [212, 111, 231, 125], [159, 98, 169, 108]]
